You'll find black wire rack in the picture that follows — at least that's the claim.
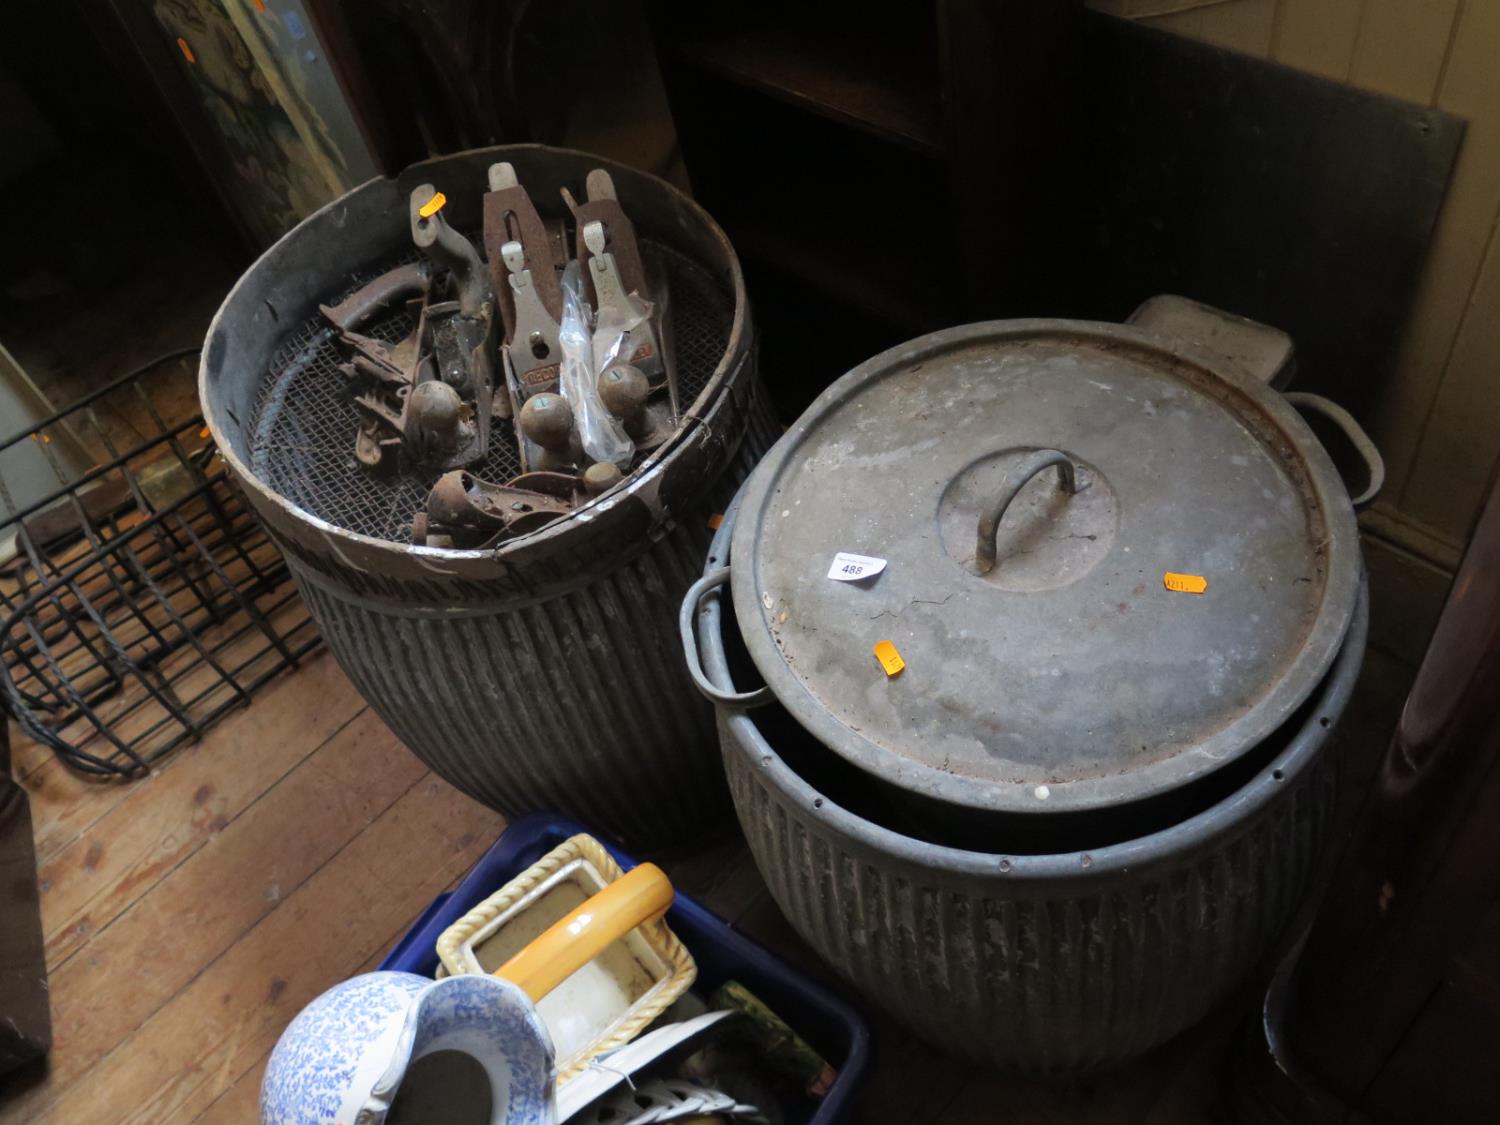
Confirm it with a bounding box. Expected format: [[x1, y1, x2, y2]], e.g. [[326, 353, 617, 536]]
[[0, 354, 320, 777]]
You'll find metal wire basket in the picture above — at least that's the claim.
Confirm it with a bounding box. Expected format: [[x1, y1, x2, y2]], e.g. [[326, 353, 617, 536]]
[[0, 356, 320, 776]]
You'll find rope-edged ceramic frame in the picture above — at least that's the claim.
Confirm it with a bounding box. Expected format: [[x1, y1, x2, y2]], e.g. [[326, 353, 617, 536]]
[[435, 833, 697, 1082]]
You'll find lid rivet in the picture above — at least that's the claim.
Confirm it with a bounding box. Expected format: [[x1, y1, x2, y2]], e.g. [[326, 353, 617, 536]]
[[1034, 785, 1051, 800]]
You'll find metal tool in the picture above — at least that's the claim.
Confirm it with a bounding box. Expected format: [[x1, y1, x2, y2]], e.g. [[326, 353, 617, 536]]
[[579, 220, 663, 385], [406, 185, 500, 466], [403, 379, 472, 466], [334, 285, 430, 394], [410, 183, 491, 318], [566, 170, 650, 301], [418, 469, 577, 549], [330, 188, 502, 474], [499, 239, 565, 399], [484, 162, 563, 399], [566, 171, 664, 384], [597, 364, 672, 453], [582, 462, 622, 495], [352, 385, 406, 470], [517, 392, 577, 473], [319, 261, 432, 332]]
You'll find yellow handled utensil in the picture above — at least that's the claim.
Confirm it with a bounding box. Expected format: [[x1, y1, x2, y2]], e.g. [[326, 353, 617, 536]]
[[494, 863, 674, 1003]]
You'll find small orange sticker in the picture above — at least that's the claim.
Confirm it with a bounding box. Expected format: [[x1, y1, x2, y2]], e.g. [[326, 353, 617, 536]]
[[873, 639, 905, 677], [1163, 572, 1208, 595], [707, 513, 723, 529], [252, 0, 267, 11], [199, 426, 210, 439], [177, 37, 196, 64], [417, 191, 447, 218]]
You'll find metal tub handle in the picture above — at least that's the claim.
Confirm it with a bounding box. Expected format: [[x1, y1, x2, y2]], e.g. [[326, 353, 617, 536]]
[[974, 449, 1080, 574], [679, 566, 774, 708], [1283, 392, 1385, 509]]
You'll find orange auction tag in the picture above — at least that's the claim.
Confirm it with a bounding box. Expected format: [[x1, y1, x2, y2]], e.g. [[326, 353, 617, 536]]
[[873, 639, 905, 677], [418, 192, 447, 218], [1163, 572, 1208, 595]]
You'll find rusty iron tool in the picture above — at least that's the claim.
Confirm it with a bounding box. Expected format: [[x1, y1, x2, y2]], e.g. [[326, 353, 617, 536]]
[[320, 261, 432, 331], [352, 386, 407, 470], [484, 163, 563, 400], [421, 469, 575, 548], [596, 364, 669, 453], [483, 163, 563, 339], [582, 462, 623, 495], [403, 380, 472, 467], [334, 288, 430, 393], [508, 471, 586, 505], [517, 392, 578, 473], [337, 322, 421, 388], [407, 185, 503, 456], [564, 170, 663, 382], [396, 314, 492, 472], [581, 219, 663, 384], [564, 170, 649, 301], [410, 183, 491, 318], [354, 418, 403, 470], [499, 239, 564, 398], [335, 298, 431, 472]]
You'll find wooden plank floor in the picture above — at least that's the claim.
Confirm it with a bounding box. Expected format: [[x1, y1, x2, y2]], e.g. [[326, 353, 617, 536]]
[[0, 640, 1414, 1123], [0, 649, 504, 1123]]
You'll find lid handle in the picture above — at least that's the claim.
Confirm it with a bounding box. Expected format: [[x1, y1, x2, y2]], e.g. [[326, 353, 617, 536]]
[[975, 449, 1079, 575]]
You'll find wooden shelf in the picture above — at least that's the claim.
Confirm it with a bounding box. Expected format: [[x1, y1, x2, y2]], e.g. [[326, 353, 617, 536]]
[[666, 26, 944, 157]]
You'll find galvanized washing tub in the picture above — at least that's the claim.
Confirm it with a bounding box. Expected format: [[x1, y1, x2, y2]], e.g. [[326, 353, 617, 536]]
[[682, 308, 1378, 1068], [201, 145, 774, 846], [694, 496, 1367, 1071]]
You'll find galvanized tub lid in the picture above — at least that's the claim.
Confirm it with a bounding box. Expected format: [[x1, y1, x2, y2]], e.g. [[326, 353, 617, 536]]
[[729, 320, 1361, 816]]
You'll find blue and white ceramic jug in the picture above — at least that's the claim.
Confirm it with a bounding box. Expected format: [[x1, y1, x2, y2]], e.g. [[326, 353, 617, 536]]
[[260, 863, 674, 1125], [262, 972, 553, 1125]]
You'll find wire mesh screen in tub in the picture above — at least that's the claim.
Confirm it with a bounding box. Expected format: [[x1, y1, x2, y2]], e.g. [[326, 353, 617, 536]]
[[250, 240, 734, 544]]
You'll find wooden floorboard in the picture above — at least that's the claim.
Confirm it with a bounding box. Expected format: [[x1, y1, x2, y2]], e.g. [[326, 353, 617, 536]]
[[0, 650, 504, 1124], [16, 645, 356, 865], [30, 775, 502, 1123], [190, 935, 402, 1125], [32, 708, 425, 1110], [38, 654, 364, 968]]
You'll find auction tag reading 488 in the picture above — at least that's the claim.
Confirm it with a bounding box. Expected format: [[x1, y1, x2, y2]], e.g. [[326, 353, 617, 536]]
[[828, 552, 888, 582]]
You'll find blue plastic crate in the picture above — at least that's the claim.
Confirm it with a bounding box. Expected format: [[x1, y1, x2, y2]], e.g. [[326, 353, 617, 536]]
[[378, 813, 871, 1124]]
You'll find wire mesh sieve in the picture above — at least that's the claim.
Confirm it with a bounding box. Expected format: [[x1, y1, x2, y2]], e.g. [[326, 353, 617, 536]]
[[249, 239, 734, 544]]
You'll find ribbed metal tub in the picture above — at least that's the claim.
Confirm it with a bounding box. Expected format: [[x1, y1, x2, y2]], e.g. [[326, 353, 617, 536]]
[[201, 145, 772, 846], [694, 502, 1366, 1071]]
